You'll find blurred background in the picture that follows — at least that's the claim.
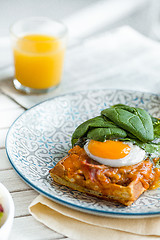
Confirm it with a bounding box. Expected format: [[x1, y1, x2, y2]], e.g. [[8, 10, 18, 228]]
[[1, 0, 160, 77], [0, 0, 158, 40]]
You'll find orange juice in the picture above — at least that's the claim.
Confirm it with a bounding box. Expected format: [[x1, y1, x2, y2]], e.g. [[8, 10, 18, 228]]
[[13, 34, 65, 89]]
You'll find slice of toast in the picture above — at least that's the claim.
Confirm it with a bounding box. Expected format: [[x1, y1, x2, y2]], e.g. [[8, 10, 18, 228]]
[[50, 146, 155, 206]]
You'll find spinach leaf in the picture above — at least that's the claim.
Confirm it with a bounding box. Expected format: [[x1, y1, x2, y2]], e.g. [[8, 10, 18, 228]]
[[151, 116, 159, 124], [120, 137, 160, 155], [101, 104, 154, 142], [142, 143, 160, 155], [155, 159, 160, 168], [71, 116, 127, 146], [152, 118, 160, 139], [87, 127, 127, 142]]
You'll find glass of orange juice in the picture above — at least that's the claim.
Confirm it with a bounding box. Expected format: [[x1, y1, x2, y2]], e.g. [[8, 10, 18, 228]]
[[10, 17, 67, 94]]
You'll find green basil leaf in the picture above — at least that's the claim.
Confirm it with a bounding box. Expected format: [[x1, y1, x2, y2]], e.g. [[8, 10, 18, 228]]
[[101, 104, 154, 142]]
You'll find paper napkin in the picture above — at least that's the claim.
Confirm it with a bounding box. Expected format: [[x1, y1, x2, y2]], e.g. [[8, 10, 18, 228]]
[[29, 195, 160, 240]]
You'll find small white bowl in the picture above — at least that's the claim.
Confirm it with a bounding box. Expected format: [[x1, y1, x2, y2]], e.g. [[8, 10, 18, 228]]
[[0, 183, 14, 240]]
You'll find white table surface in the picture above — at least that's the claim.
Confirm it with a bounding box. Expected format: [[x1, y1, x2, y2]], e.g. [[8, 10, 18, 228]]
[[0, 92, 72, 240]]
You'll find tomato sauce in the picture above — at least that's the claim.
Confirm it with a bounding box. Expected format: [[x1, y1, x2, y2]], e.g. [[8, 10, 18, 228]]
[[62, 145, 160, 190]]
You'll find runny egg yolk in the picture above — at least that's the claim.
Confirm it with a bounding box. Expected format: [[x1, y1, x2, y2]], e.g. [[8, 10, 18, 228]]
[[87, 140, 131, 159]]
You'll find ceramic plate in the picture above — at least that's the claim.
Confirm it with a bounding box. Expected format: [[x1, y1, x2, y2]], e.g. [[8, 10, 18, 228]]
[[6, 89, 160, 218]]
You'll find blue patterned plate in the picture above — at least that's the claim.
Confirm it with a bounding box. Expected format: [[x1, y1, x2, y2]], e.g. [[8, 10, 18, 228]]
[[6, 89, 160, 218]]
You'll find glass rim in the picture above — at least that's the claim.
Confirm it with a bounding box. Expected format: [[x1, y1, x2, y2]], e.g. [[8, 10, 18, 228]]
[[10, 16, 68, 42]]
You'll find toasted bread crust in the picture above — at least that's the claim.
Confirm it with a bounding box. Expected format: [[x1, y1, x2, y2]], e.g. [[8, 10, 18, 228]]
[[50, 146, 158, 206], [50, 161, 145, 206]]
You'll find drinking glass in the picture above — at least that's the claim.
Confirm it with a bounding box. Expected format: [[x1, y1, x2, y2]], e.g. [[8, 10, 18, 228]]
[[10, 17, 67, 94]]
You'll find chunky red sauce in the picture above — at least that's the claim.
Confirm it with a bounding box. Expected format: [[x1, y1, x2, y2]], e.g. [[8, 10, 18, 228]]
[[62, 145, 160, 190]]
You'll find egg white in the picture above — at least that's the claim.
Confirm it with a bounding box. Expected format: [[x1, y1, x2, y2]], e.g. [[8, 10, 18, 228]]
[[84, 141, 146, 167]]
